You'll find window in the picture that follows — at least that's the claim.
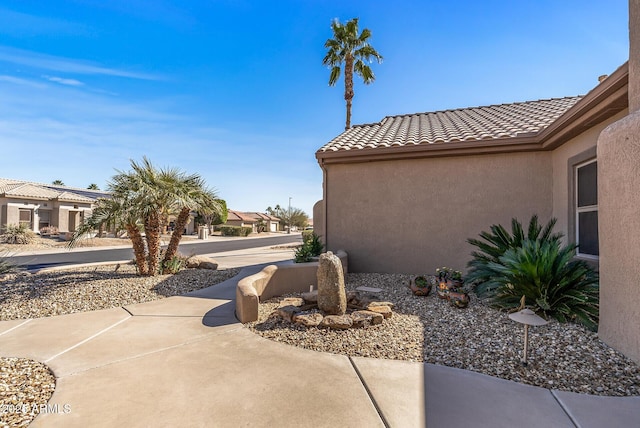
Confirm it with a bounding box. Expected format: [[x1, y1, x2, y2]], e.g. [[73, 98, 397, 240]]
[[19, 209, 32, 229], [576, 160, 598, 257], [38, 210, 51, 230]]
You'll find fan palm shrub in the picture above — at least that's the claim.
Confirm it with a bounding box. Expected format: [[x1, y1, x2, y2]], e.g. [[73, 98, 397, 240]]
[[466, 215, 562, 297], [486, 239, 599, 330]]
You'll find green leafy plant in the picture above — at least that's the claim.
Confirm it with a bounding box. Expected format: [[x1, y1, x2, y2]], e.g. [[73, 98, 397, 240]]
[[294, 244, 313, 263], [301, 230, 314, 243], [162, 255, 185, 274], [466, 215, 562, 297], [435, 267, 462, 283], [220, 226, 252, 237], [486, 239, 599, 330], [1, 224, 36, 244], [307, 233, 324, 256], [294, 232, 324, 263]]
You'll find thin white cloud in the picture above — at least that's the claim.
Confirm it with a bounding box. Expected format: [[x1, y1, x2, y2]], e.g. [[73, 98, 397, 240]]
[[0, 7, 89, 36], [0, 46, 161, 81], [0, 75, 46, 88], [43, 75, 84, 87]]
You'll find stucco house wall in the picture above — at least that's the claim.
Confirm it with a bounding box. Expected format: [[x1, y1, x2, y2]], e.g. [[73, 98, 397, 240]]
[[550, 109, 628, 249], [325, 151, 553, 273]]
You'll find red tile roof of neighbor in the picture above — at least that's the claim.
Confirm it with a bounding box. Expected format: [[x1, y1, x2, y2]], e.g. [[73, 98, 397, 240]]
[[318, 97, 582, 153]]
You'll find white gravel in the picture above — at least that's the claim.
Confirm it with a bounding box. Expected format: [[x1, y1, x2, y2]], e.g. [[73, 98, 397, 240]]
[[246, 273, 640, 397]]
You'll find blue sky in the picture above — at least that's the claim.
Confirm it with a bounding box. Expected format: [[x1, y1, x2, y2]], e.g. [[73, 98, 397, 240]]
[[0, 0, 629, 216]]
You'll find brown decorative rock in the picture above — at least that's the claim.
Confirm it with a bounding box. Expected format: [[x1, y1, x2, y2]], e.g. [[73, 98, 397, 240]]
[[367, 301, 394, 309], [277, 305, 301, 322], [279, 297, 305, 308], [293, 312, 324, 327], [367, 305, 393, 319], [351, 310, 384, 328], [317, 251, 347, 315], [320, 315, 353, 330], [186, 255, 218, 270], [301, 291, 318, 304]]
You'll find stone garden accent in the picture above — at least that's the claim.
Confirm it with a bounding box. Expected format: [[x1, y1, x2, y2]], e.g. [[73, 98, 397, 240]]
[[272, 289, 394, 330], [316, 251, 347, 315]]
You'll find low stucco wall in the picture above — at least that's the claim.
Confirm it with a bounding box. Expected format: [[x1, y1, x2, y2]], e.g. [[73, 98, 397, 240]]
[[597, 111, 640, 363], [324, 152, 553, 274], [236, 250, 348, 323]]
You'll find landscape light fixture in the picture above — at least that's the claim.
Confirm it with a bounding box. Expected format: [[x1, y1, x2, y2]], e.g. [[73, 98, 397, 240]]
[[508, 308, 548, 366]]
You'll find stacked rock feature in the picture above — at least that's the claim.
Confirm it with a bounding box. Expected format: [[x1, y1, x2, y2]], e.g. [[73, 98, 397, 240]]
[[272, 252, 395, 329], [273, 292, 394, 330]]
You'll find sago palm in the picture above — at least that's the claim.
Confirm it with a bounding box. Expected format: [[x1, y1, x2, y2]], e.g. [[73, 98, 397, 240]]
[[466, 215, 562, 297], [323, 17, 383, 130], [487, 239, 599, 330]]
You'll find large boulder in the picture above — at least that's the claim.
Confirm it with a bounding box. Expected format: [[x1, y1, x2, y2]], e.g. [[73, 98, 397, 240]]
[[317, 251, 346, 315], [186, 256, 218, 270]]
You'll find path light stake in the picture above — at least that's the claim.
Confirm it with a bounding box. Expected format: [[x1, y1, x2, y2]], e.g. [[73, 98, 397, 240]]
[[508, 308, 548, 366]]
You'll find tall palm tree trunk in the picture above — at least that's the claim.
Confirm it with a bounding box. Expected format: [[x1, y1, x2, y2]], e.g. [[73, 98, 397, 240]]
[[126, 224, 148, 276], [344, 55, 354, 130], [144, 213, 162, 276], [162, 206, 190, 270]]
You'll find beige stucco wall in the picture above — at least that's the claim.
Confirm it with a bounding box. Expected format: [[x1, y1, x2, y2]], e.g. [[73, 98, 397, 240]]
[[551, 109, 628, 244], [598, 108, 640, 363], [324, 151, 553, 273], [313, 200, 324, 241]]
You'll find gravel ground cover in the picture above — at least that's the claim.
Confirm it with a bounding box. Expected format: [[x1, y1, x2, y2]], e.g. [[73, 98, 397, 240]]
[[0, 264, 238, 426], [246, 272, 640, 397]]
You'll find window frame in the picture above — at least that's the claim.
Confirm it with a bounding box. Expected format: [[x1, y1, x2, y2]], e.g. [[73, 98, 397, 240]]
[[575, 159, 598, 259], [567, 147, 599, 264]]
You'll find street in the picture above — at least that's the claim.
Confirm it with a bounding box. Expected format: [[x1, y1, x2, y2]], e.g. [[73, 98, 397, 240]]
[[8, 234, 302, 271]]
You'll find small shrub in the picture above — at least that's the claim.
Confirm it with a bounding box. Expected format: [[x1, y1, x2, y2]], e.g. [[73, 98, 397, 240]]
[[1, 224, 36, 244], [39, 226, 59, 236], [302, 230, 314, 243], [162, 255, 185, 274], [220, 226, 252, 237], [487, 239, 599, 330], [294, 244, 312, 263], [307, 232, 324, 256]]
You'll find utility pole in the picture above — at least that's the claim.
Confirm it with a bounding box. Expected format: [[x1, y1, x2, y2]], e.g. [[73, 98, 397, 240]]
[[288, 197, 292, 234]]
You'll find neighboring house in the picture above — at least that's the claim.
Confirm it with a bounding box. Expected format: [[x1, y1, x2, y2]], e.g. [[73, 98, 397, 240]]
[[225, 210, 280, 232], [0, 179, 108, 234], [315, 62, 628, 274]]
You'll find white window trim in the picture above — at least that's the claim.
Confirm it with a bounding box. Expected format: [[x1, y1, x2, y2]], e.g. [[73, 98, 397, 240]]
[[575, 159, 598, 259]]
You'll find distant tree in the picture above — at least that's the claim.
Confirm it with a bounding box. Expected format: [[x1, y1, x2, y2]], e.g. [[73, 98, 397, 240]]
[[52, 180, 65, 186], [266, 205, 309, 231], [87, 183, 100, 190], [323, 17, 383, 130]]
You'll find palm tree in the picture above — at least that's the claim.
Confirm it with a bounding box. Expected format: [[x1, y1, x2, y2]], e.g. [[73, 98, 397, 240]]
[[323, 17, 383, 130], [52, 179, 65, 186], [161, 173, 220, 270], [87, 183, 100, 190], [69, 196, 149, 275]]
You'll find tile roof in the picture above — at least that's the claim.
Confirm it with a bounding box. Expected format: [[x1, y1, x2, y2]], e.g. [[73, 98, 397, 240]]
[[0, 178, 99, 203], [318, 97, 582, 153]]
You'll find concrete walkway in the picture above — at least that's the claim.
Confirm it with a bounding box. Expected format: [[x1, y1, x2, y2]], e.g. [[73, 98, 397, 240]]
[[1, 257, 639, 427]]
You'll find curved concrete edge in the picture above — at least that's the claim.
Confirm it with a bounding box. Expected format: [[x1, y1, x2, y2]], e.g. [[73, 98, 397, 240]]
[[235, 250, 348, 323]]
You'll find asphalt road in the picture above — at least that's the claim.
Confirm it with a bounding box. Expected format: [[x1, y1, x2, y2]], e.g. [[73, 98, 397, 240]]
[[8, 234, 302, 271]]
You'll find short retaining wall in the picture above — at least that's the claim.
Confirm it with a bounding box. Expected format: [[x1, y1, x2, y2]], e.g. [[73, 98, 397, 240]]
[[235, 250, 348, 323]]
